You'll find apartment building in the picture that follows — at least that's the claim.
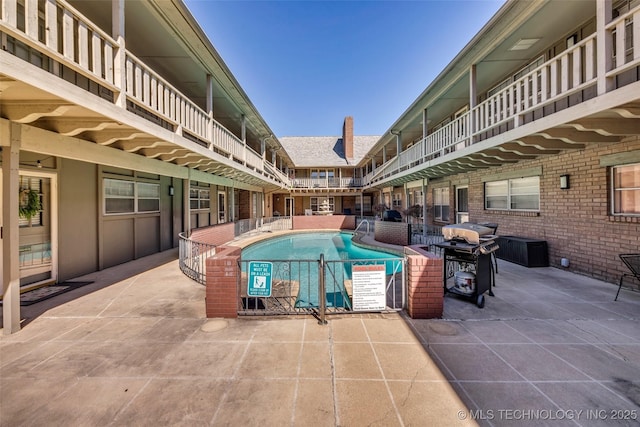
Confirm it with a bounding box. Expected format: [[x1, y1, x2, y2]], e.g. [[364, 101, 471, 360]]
[[2, 0, 639, 332], [360, 0, 640, 285]]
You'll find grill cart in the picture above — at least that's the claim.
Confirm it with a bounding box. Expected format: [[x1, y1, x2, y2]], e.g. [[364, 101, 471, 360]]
[[434, 223, 499, 308]]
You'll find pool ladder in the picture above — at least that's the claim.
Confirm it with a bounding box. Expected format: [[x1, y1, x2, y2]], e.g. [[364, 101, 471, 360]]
[[354, 219, 370, 235]]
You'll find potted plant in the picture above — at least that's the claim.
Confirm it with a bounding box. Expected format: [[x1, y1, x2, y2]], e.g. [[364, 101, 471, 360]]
[[402, 205, 422, 223], [372, 203, 387, 220], [19, 188, 41, 221]]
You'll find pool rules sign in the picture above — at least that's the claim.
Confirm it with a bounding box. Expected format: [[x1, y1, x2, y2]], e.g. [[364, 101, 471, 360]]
[[352, 265, 386, 311], [247, 262, 273, 297]]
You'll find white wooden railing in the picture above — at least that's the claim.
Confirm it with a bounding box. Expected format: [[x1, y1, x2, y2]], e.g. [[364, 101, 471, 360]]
[[0, 0, 118, 87], [0, 0, 288, 185], [3, 0, 639, 191], [291, 177, 363, 188], [368, 4, 639, 185], [125, 51, 209, 141]]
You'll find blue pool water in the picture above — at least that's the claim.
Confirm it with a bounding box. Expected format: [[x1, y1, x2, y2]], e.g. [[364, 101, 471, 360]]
[[242, 232, 401, 309]]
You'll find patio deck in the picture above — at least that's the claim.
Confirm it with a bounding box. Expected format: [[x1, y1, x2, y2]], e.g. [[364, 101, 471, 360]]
[[1, 247, 639, 426]]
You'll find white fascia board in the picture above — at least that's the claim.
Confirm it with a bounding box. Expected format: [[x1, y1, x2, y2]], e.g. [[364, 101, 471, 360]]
[[10, 119, 262, 191]]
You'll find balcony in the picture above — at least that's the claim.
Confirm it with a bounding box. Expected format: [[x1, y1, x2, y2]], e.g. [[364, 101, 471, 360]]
[[365, 4, 640, 187], [290, 177, 364, 192], [0, 0, 290, 189]]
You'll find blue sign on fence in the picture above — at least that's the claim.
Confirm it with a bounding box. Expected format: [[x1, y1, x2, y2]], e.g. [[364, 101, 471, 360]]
[[247, 261, 273, 297]]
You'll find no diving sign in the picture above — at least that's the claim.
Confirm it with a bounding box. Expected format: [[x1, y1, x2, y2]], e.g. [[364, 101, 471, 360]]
[[247, 261, 273, 297]]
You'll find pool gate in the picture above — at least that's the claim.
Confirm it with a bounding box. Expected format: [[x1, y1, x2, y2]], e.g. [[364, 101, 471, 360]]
[[238, 254, 406, 318]]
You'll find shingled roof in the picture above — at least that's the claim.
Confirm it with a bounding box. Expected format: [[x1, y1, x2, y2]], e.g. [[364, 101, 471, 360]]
[[279, 135, 379, 167]]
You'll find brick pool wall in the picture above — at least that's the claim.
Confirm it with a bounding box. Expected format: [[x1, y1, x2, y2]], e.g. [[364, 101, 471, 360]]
[[292, 215, 356, 230], [205, 245, 241, 318], [406, 248, 444, 319]]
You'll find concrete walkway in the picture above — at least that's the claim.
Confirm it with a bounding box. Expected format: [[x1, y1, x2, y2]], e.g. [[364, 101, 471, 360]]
[[1, 246, 639, 426]]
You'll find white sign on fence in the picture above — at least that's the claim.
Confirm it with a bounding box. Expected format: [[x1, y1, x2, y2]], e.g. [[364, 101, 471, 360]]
[[247, 261, 273, 297], [352, 264, 386, 311]]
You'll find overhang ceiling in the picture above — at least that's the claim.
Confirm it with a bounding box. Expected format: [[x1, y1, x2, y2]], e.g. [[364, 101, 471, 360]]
[[68, 0, 291, 162], [372, 0, 597, 154]]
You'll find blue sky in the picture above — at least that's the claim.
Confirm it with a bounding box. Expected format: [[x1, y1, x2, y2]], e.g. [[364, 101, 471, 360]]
[[184, 0, 505, 137]]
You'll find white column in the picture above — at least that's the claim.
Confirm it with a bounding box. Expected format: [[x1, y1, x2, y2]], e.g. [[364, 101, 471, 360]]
[[596, 0, 613, 95], [404, 184, 409, 211], [422, 108, 428, 140], [382, 146, 387, 163], [230, 187, 235, 222], [112, 0, 126, 108], [395, 131, 402, 156], [2, 122, 21, 334], [241, 115, 246, 165], [206, 74, 214, 144], [421, 179, 428, 237], [469, 64, 477, 135], [469, 64, 477, 108], [241, 115, 246, 142], [183, 172, 191, 234]]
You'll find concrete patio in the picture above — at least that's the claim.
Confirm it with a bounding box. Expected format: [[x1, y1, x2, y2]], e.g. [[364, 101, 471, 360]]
[[1, 247, 639, 426]]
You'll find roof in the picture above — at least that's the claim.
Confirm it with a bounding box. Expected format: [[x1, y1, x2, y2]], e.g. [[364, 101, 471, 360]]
[[279, 135, 380, 167]]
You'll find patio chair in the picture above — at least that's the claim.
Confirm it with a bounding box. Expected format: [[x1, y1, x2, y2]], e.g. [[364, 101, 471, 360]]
[[615, 254, 640, 301]]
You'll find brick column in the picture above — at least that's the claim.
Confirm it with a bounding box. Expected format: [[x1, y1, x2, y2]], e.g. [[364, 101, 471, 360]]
[[205, 246, 241, 318], [406, 253, 443, 318]]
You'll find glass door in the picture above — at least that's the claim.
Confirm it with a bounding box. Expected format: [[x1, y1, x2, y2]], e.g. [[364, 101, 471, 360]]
[[456, 186, 469, 224], [218, 191, 226, 223], [18, 171, 57, 287], [285, 197, 294, 217]]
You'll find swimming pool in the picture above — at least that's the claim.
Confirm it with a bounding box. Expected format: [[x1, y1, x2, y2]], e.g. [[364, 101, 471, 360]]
[[241, 232, 402, 310]]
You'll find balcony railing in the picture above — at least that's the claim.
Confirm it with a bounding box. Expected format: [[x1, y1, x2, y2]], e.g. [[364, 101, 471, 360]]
[[291, 177, 363, 189], [0, 0, 289, 186], [366, 5, 640, 186], [125, 51, 209, 141]]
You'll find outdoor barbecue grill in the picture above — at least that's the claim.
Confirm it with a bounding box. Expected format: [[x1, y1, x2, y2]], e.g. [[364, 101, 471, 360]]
[[434, 223, 500, 308]]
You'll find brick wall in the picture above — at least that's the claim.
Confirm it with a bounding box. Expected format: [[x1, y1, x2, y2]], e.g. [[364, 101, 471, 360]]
[[374, 221, 411, 246], [426, 137, 640, 286], [343, 116, 354, 159], [205, 245, 241, 318], [238, 190, 250, 220], [292, 215, 356, 230], [190, 222, 235, 246], [406, 248, 443, 318]]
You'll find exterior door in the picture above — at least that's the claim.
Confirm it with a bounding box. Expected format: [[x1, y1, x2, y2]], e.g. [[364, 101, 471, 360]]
[[218, 191, 226, 223], [285, 197, 294, 217], [456, 186, 469, 224], [18, 171, 58, 287]]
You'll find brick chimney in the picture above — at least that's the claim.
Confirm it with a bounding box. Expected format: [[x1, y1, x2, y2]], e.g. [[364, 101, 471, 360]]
[[343, 116, 354, 160]]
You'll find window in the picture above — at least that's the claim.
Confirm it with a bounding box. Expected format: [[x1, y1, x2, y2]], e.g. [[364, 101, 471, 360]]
[[311, 169, 335, 179], [137, 182, 160, 212], [104, 179, 135, 214], [190, 186, 210, 210], [434, 187, 450, 222], [409, 190, 423, 208], [485, 176, 540, 211], [19, 176, 43, 227], [104, 178, 160, 214], [612, 163, 640, 215], [393, 193, 402, 208], [311, 196, 334, 212]]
